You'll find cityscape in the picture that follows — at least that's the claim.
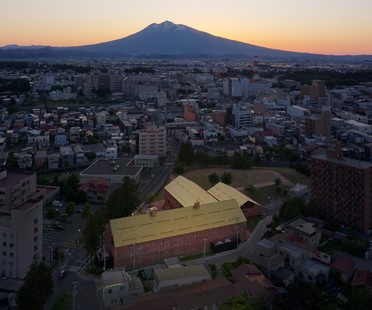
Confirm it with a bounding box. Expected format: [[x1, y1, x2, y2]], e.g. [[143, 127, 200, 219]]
[[1, 1, 372, 310]]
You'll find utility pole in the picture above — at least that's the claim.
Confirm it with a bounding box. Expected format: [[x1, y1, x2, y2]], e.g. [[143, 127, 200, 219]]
[[203, 238, 208, 258], [72, 281, 78, 310], [130, 243, 136, 270], [103, 244, 106, 271], [49, 245, 53, 268]]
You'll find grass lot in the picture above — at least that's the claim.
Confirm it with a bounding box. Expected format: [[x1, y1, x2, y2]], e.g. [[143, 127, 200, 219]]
[[258, 166, 311, 186]]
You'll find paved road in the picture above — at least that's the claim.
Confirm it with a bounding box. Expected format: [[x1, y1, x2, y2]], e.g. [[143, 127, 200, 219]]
[[186, 215, 272, 269]]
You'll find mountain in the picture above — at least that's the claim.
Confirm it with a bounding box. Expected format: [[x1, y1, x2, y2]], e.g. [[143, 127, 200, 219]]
[[72, 20, 307, 58], [1, 21, 371, 61]]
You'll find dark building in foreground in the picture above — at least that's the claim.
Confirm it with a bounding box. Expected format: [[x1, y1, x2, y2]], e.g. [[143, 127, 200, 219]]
[[311, 144, 372, 232]]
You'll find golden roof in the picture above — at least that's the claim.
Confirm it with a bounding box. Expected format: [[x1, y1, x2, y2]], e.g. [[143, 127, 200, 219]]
[[164, 175, 217, 207], [110, 199, 246, 248], [208, 182, 261, 207]]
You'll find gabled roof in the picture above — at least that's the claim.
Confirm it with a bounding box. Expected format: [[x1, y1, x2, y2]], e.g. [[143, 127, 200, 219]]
[[331, 257, 356, 276], [154, 265, 211, 282], [110, 199, 245, 248], [164, 175, 217, 207], [352, 270, 372, 287], [208, 182, 261, 207]]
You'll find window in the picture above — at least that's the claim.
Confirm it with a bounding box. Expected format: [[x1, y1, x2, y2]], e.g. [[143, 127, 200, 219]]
[[34, 227, 38, 234], [2, 233, 6, 238], [34, 236, 38, 242], [9, 253, 13, 258], [108, 289, 112, 294], [34, 245, 38, 252], [34, 218, 38, 225], [2, 252, 6, 256], [2, 242, 6, 247], [9, 234, 13, 239], [9, 243, 13, 248]]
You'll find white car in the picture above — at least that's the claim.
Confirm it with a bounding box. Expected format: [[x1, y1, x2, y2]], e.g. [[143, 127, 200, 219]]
[[52, 200, 62, 207]]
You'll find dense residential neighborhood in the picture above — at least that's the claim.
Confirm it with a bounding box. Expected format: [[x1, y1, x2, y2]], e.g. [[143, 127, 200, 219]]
[[0, 57, 372, 309]]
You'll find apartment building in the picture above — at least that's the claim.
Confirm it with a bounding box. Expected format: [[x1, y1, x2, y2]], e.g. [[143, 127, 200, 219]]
[[0, 168, 43, 279], [311, 143, 372, 232], [137, 125, 167, 156]]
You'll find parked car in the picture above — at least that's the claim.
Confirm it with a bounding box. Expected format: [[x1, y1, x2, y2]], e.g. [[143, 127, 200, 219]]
[[59, 270, 66, 278], [52, 200, 62, 207]]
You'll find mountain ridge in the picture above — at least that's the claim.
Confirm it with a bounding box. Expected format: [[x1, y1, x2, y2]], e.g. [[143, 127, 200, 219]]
[[1, 21, 371, 61]]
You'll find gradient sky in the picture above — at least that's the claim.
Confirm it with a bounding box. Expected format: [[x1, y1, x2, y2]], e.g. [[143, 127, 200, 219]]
[[1, 0, 371, 55]]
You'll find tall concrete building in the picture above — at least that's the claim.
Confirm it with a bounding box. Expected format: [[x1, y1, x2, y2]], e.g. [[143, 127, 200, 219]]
[[138, 125, 167, 156], [232, 103, 252, 128], [311, 143, 372, 232], [0, 166, 43, 278], [301, 80, 326, 100], [305, 106, 331, 137]]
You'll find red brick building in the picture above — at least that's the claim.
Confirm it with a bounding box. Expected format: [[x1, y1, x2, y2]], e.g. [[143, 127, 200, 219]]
[[106, 199, 248, 269]]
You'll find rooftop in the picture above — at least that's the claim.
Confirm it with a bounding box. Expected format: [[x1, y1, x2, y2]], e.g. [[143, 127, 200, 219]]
[[101, 269, 129, 288], [154, 265, 211, 282], [164, 175, 217, 207], [208, 182, 261, 207], [278, 242, 305, 258], [286, 217, 319, 237], [110, 199, 246, 248], [297, 259, 329, 275], [312, 153, 372, 170], [0, 171, 34, 188], [257, 238, 276, 250]]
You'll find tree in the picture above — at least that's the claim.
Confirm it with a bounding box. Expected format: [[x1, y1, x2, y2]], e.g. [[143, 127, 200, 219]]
[[178, 142, 195, 165], [274, 178, 282, 187], [65, 201, 76, 217], [67, 173, 80, 191], [214, 152, 229, 166], [220, 171, 232, 185], [82, 213, 101, 258], [51, 175, 60, 186], [47, 207, 59, 219], [37, 176, 50, 185], [208, 172, 220, 186], [196, 151, 212, 168], [174, 164, 185, 175], [244, 183, 256, 196], [51, 292, 72, 310], [81, 202, 91, 218], [16, 262, 53, 310], [104, 176, 140, 220], [218, 293, 265, 310], [231, 152, 250, 169]]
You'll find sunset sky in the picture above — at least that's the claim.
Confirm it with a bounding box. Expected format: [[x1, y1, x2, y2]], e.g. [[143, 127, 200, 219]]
[[1, 0, 371, 55]]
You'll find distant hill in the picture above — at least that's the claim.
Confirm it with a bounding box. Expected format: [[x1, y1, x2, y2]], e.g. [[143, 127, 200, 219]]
[[1, 21, 372, 61]]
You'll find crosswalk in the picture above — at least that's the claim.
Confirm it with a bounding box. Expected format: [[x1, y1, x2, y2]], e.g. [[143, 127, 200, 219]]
[[59, 260, 86, 273], [264, 199, 284, 211]]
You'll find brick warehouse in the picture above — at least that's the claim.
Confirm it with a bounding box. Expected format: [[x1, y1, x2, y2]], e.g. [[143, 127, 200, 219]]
[[106, 199, 248, 269]]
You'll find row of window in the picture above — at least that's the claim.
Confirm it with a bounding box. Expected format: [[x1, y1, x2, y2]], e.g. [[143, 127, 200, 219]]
[[2, 242, 14, 248], [2, 233, 14, 239]]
